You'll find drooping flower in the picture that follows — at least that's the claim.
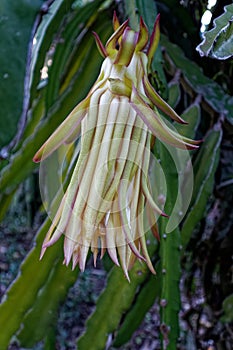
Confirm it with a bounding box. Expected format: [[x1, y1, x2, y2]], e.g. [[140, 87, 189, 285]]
[[33, 13, 199, 279]]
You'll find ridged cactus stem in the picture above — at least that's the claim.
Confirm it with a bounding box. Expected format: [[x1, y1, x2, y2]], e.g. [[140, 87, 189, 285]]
[[157, 142, 181, 350], [159, 227, 181, 350]]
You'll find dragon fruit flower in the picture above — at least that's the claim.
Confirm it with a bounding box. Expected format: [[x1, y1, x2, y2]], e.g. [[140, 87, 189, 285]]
[[33, 13, 199, 280]]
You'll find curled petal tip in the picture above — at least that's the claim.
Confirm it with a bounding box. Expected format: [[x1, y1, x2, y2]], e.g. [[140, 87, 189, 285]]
[[147, 13, 161, 67], [128, 242, 146, 263], [72, 257, 79, 270], [123, 267, 130, 282], [105, 19, 129, 55], [114, 28, 138, 66], [64, 256, 71, 267], [143, 75, 187, 124], [139, 16, 145, 25], [79, 246, 89, 272], [188, 138, 202, 145], [33, 156, 39, 163], [131, 86, 200, 150], [186, 143, 200, 150], [108, 247, 120, 267], [113, 10, 120, 30], [33, 150, 42, 163], [79, 263, 85, 273], [42, 242, 50, 249], [92, 31, 107, 58], [93, 250, 98, 267], [136, 17, 149, 52], [146, 260, 156, 275], [39, 247, 46, 260]]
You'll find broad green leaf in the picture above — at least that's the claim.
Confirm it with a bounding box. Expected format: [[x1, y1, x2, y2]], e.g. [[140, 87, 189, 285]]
[[162, 35, 233, 125], [221, 293, 233, 323], [0, 0, 41, 148], [181, 123, 222, 248], [196, 4, 233, 60]]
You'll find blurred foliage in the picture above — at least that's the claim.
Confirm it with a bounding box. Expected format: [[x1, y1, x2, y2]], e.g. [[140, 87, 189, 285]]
[[0, 0, 232, 349], [0, 0, 42, 148], [196, 4, 233, 60]]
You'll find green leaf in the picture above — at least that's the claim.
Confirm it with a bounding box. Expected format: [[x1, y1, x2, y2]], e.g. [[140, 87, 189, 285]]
[[0, 0, 41, 148], [221, 293, 233, 323], [162, 34, 233, 125], [181, 123, 222, 248], [196, 4, 233, 60]]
